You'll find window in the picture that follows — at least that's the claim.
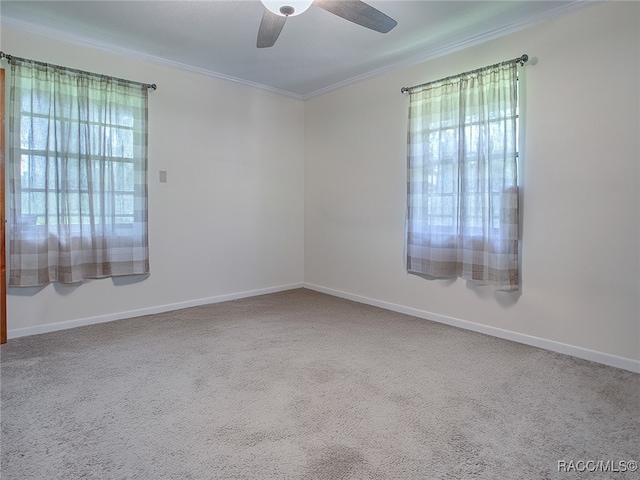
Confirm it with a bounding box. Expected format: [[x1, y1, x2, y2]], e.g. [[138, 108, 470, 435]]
[[406, 61, 520, 291], [8, 58, 149, 287]]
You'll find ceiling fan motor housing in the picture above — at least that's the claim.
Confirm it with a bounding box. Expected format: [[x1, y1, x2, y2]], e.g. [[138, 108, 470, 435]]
[[280, 5, 295, 16]]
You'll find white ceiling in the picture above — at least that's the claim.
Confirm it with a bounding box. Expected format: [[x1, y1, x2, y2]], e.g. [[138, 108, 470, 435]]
[[0, 0, 596, 99]]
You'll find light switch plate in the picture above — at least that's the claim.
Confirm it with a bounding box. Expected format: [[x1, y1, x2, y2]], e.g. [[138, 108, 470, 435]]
[[159, 170, 167, 183]]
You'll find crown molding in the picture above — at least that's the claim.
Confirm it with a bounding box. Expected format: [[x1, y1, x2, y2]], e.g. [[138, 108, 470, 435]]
[[302, 0, 603, 100], [2, 1, 602, 102], [0, 17, 305, 101]]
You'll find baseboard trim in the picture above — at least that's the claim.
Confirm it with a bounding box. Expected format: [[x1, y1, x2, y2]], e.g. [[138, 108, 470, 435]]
[[7, 282, 304, 340], [8, 281, 638, 374], [303, 283, 640, 374]]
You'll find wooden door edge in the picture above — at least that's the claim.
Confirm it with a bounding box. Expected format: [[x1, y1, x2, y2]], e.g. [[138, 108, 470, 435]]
[[1, 68, 7, 344]]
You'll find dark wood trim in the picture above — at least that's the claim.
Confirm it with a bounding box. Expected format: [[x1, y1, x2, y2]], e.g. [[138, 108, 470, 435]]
[[1, 68, 6, 344]]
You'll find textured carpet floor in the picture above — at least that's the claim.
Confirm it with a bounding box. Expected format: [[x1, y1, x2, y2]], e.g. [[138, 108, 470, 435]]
[[1, 288, 638, 479]]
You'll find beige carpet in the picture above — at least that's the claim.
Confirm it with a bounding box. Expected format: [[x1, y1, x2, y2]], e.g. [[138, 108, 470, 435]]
[[1, 289, 638, 479]]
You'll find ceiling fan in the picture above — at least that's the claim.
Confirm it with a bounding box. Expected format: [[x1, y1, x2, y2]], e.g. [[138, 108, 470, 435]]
[[257, 0, 397, 48]]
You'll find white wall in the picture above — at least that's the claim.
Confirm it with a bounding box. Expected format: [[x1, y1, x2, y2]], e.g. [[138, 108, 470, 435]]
[[304, 2, 640, 365], [2, 27, 305, 334]]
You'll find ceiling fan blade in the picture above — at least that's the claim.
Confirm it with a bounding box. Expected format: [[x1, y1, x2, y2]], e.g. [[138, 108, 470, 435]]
[[257, 8, 287, 48], [314, 0, 397, 33]]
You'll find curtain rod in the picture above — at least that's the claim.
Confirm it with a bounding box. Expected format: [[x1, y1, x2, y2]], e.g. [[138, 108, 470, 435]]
[[400, 54, 528, 94], [0, 51, 157, 91]]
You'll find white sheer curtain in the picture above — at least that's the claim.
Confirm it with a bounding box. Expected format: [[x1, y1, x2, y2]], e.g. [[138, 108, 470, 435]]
[[406, 61, 520, 291], [8, 58, 149, 286]]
